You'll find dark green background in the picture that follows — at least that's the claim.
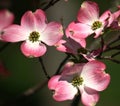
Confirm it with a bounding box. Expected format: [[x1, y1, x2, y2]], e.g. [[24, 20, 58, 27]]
[[0, 0, 120, 106]]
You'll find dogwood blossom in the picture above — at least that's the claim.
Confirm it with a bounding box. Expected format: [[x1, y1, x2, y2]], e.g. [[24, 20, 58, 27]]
[[0, 9, 14, 40], [66, 1, 111, 39], [48, 60, 110, 106], [2, 9, 63, 57]]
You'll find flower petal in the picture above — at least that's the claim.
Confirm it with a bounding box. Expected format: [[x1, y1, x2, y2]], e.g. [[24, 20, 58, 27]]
[[20, 41, 47, 57], [21, 10, 36, 31], [48, 75, 61, 90], [81, 60, 110, 91], [113, 10, 120, 19], [66, 22, 93, 39], [63, 62, 82, 75], [94, 28, 103, 38], [80, 87, 99, 106], [55, 40, 68, 53], [56, 38, 83, 54], [48, 75, 77, 101], [1, 25, 27, 42], [69, 37, 86, 48], [77, 1, 99, 24], [0, 9, 14, 30], [41, 22, 63, 46], [99, 10, 113, 30], [55, 83, 77, 101], [34, 9, 47, 32]]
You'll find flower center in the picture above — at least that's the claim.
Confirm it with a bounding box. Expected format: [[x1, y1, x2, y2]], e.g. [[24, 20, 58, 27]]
[[29, 31, 40, 43], [91, 21, 102, 30], [72, 76, 83, 87]]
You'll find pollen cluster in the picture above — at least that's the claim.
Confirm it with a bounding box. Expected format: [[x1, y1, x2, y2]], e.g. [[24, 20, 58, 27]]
[[29, 31, 40, 43], [72, 76, 83, 87], [92, 21, 102, 30]]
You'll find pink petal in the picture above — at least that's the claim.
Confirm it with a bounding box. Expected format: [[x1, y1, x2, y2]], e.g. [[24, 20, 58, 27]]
[[56, 38, 84, 54], [80, 87, 99, 106], [20, 41, 47, 57], [21, 10, 36, 31], [0, 9, 14, 30], [54, 81, 77, 101], [48, 75, 77, 101], [1, 25, 27, 42], [63, 38, 82, 54], [53, 82, 77, 101], [113, 10, 120, 19], [77, 1, 99, 24], [81, 60, 110, 91], [61, 62, 84, 76], [34, 9, 47, 32], [69, 37, 86, 48], [66, 22, 93, 39], [99, 10, 112, 27], [41, 22, 63, 46], [55, 40, 68, 53], [94, 28, 103, 38], [48, 75, 61, 90]]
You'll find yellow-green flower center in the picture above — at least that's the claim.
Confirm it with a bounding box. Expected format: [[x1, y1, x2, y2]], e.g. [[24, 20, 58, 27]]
[[29, 31, 40, 43], [91, 21, 102, 30], [72, 76, 83, 87]]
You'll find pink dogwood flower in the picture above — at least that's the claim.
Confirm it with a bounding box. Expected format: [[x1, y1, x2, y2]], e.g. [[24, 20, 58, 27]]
[[66, 1, 111, 39], [0, 9, 14, 40], [2, 9, 63, 57], [48, 60, 110, 106]]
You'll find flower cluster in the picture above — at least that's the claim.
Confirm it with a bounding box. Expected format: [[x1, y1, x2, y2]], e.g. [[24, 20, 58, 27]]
[[0, 0, 120, 106]]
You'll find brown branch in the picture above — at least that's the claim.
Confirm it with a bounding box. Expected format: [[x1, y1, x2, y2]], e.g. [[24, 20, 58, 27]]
[[99, 56, 120, 64], [39, 57, 50, 79], [54, 53, 70, 75], [43, 0, 61, 11]]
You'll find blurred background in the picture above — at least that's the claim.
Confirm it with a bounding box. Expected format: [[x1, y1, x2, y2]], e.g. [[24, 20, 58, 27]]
[[0, 0, 120, 106]]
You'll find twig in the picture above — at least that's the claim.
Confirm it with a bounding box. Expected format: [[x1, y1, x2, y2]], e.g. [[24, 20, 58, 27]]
[[104, 45, 120, 52], [99, 56, 120, 64], [43, 0, 61, 11], [71, 89, 80, 106], [98, 36, 104, 57], [111, 51, 120, 58], [54, 53, 70, 75], [23, 79, 48, 96], [39, 57, 50, 79]]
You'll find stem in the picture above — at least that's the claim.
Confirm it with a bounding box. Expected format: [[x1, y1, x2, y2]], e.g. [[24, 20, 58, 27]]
[[98, 36, 104, 57], [104, 45, 120, 52], [71, 89, 80, 106], [38, 57, 50, 79], [99, 56, 120, 64], [23, 79, 48, 96], [111, 51, 120, 58], [43, 0, 61, 11], [54, 53, 70, 75]]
